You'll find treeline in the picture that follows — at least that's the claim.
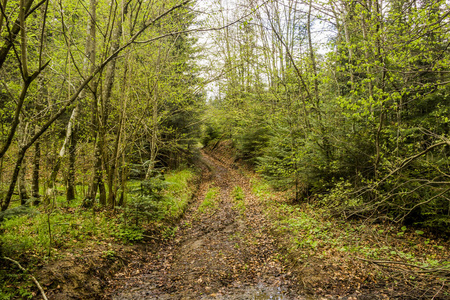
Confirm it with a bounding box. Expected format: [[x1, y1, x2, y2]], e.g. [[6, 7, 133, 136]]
[[0, 0, 203, 211], [204, 0, 450, 233]]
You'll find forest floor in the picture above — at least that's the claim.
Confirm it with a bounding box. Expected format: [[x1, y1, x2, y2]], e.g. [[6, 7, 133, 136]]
[[105, 150, 304, 299], [12, 143, 448, 299]]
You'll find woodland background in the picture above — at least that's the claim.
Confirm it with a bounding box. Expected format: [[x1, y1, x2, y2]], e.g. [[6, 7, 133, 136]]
[[0, 0, 449, 298]]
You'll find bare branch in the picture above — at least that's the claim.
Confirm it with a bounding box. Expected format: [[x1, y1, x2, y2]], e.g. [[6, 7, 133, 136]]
[[2, 256, 49, 300]]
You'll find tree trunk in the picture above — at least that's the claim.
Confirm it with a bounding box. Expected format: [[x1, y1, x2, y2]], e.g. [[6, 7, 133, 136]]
[[44, 106, 78, 205], [17, 121, 30, 205], [102, 1, 126, 207], [66, 118, 77, 201], [18, 158, 29, 205], [145, 88, 159, 179], [1, 148, 26, 211], [88, 134, 106, 205], [32, 135, 41, 203]]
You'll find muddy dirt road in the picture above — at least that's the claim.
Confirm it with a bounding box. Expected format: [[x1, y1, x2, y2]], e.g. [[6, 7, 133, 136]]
[[108, 152, 305, 299]]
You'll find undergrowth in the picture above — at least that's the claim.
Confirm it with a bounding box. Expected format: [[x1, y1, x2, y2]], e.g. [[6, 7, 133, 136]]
[[0, 168, 198, 299], [231, 186, 246, 215], [249, 175, 450, 298], [198, 185, 219, 213]]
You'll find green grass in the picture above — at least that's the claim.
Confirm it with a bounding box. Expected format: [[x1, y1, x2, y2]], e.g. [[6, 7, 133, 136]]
[[164, 169, 197, 219], [0, 168, 199, 299], [231, 186, 246, 215], [0, 205, 119, 257], [198, 185, 220, 213], [248, 174, 450, 295], [0, 169, 198, 256]]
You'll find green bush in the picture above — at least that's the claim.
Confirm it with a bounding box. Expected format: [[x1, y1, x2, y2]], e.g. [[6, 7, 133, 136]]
[[202, 124, 220, 146], [124, 195, 160, 226], [139, 174, 168, 198], [112, 226, 144, 243]]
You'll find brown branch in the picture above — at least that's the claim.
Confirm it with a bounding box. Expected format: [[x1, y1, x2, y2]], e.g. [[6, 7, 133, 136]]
[[381, 142, 447, 183], [0, 0, 34, 69], [133, 2, 268, 44], [1, 1, 192, 211], [2, 256, 48, 300], [358, 257, 450, 275]]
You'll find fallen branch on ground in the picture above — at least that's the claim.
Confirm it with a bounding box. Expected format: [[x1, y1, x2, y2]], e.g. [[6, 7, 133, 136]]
[[357, 257, 450, 276], [2, 256, 48, 300]]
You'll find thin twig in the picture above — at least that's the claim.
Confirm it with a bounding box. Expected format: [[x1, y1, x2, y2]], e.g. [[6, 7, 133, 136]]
[[431, 279, 446, 300], [2, 256, 48, 300], [358, 257, 450, 275]]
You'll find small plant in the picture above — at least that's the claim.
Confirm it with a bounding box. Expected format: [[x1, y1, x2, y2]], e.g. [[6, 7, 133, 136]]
[[162, 226, 178, 239], [112, 226, 143, 243], [125, 195, 160, 226], [102, 250, 117, 260], [232, 186, 246, 215], [232, 186, 244, 201], [198, 186, 219, 213], [139, 175, 167, 198], [0, 273, 23, 300]]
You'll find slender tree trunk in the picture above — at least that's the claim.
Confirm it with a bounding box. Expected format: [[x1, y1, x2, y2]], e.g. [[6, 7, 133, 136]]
[[66, 113, 78, 201], [89, 138, 105, 204], [103, 1, 126, 207], [1, 148, 26, 211], [44, 106, 78, 204], [18, 160, 29, 205], [32, 132, 41, 202], [18, 121, 29, 205], [307, 0, 319, 102], [86, 0, 105, 205], [342, 2, 354, 86], [145, 88, 159, 179]]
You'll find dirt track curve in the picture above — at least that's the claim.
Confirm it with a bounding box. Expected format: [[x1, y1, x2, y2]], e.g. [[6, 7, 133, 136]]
[[107, 151, 305, 299]]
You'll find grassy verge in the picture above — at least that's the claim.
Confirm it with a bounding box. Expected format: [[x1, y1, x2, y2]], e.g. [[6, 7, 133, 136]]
[[0, 168, 198, 299], [198, 185, 220, 214], [249, 175, 450, 298], [231, 186, 246, 215], [164, 169, 198, 219]]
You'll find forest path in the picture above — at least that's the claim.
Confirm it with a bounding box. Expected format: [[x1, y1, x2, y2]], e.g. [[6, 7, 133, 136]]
[[108, 151, 305, 299]]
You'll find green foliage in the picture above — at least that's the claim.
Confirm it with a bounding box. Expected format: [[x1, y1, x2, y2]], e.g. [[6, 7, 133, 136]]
[[161, 226, 178, 239], [0, 215, 38, 256], [0, 168, 197, 260], [0, 207, 118, 257], [122, 168, 197, 236], [0, 270, 33, 300], [124, 195, 160, 227], [124, 169, 196, 226], [236, 126, 270, 163], [0, 204, 39, 222], [164, 169, 197, 219], [250, 173, 449, 289], [202, 124, 220, 146], [101, 250, 117, 260], [232, 186, 244, 201], [198, 186, 219, 213], [232, 186, 246, 215], [205, 0, 450, 231], [319, 181, 362, 209], [112, 226, 144, 243]]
